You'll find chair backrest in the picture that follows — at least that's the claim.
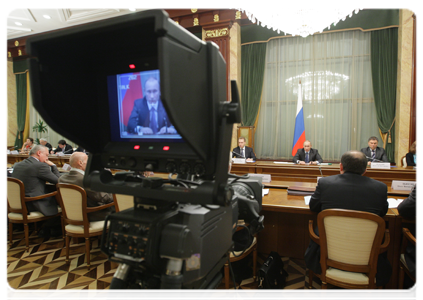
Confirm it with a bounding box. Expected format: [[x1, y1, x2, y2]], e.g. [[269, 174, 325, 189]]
[[56, 183, 87, 223], [317, 209, 386, 273], [401, 156, 407, 167], [114, 194, 133, 212], [7, 177, 24, 211]]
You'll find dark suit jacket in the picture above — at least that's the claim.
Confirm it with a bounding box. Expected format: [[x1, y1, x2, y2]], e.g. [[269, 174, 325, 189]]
[[397, 186, 416, 277], [360, 146, 388, 162], [58, 170, 115, 222], [405, 152, 416, 166], [293, 148, 323, 163], [12, 156, 61, 216], [53, 144, 73, 154], [232, 146, 256, 160], [127, 97, 171, 134], [44, 142, 53, 152], [305, 172, 391, 286]]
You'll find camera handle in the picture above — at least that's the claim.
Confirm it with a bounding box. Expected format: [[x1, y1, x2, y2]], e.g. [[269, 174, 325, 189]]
[[110, 263, 131, 289]]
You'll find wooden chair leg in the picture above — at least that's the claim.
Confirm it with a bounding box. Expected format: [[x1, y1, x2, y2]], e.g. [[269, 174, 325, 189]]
[[224, 262, 230, 289], [61, 216, 65, 239], [398, 266, 405, 289], [320, 281, 328, 300], [8, 222, 13, 244], [65, 235, 70, 264], [308, 269, 314, 288], [85, 238, 91, 269], [24, 224, 29, 251]]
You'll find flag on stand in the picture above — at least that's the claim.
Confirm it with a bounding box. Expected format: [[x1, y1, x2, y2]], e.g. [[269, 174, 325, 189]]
[[120, 73, 143, 128], [292, 81, 306, 156]]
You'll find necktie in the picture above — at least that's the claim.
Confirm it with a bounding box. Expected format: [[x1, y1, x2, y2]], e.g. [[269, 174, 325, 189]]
[[241, 148, 244, 158], [371, 150, 375, 160], [150, 107, 157, 134], [305, 152, 309, 163]]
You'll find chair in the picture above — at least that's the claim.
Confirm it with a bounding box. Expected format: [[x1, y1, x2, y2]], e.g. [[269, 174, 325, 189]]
[[223, 229, 258, 289], [398, 228, 416, 288], [308, 209, 390, 289], [7, 177, 63, 251], [113, 194, 133, 212], [401, 156, 407, 167], [56, 183, 115, 270]]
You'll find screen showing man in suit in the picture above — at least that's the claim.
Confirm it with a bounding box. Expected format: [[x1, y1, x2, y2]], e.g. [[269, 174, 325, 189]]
[[292, 140, 323, 165], [112, 70, 182, 139], [232, 137, 256, 162]]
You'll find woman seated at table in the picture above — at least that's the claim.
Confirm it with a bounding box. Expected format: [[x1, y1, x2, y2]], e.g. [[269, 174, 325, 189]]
[[20, 137, 34, 154], [405, 141, 416, 167]]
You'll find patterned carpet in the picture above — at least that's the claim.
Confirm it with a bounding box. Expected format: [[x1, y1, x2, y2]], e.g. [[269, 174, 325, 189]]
[[5, 229, 372, 300]]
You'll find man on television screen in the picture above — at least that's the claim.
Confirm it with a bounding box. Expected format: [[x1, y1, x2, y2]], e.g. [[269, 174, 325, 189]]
[[127, 77, 176, 135]]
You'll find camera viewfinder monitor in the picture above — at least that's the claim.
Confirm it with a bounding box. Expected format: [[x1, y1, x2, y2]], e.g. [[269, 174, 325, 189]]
[[108, 69, 183, 142]]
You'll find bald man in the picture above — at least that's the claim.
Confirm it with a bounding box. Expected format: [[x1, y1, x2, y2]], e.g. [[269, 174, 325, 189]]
[[58, 152, 115, 221]]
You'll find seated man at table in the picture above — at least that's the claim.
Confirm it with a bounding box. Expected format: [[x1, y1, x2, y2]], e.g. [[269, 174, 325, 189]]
[[58, 152, 115, 221], [51, 139, 73, 155], [397, 186, 416, 287], [361, 136, 388, 165], [39, 138, 53, 153], [12, 144, 61, 216], [305, 150, 391, 286], [232, 136, 256, 162], [292, 140, 323, 165]]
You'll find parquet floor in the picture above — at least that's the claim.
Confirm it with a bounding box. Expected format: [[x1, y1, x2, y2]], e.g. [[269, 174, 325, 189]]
[[1, 228, 372, 300]]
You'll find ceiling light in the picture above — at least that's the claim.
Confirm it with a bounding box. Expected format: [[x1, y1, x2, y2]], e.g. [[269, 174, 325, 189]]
[[239, 8, 362, 38], [43, 15, 51, 19], [15, 22, 23, 26]]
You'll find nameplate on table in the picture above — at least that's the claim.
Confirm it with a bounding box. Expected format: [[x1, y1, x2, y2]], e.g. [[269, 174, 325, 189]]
[[57, 152, 64, 157], [62, 163, 72, 171], [391, 180, 416, 191], [370, 162, 390, 169], [11, 150, 19, 155], [248, 173, 271, 183], [232, 158, 246, 164]]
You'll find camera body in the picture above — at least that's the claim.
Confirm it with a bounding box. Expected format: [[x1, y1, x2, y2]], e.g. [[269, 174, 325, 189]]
[[26, 9, 262, 289]]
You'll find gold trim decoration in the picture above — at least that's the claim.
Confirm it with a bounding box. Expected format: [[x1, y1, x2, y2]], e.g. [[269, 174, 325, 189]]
[[191, 9, 198, 13], [193, 18, 199, 26], [8, 52, 11, 58], [205, 28, 229, 39], [214, 14, 219, 22], [235, 11, 242, 20], [15, 41, 19, 47], [18, 50, 22, 56]]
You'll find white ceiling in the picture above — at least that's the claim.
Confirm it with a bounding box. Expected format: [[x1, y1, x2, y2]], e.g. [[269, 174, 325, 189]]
[[7, 8, 144, 40]]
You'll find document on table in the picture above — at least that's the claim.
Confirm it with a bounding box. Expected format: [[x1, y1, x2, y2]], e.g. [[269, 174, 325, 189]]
[[274, 161, 295, 164], [262, 189, 269, 197], [304, 196, 311, 205], [387, 198, 404, 208]]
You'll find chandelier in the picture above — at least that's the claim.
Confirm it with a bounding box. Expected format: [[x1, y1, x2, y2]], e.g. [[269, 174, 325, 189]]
[[240, 8, 362, 38]]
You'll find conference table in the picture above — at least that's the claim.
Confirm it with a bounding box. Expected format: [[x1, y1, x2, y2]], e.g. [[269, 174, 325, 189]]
[[8, 154, 414, 288]]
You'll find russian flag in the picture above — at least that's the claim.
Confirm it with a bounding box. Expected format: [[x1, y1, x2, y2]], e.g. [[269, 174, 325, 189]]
[[121, 73, 143, 127], [292, 82, 306, 156]]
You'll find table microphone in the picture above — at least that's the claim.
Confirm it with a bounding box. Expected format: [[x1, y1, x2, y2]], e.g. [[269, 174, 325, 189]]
[[318, 166, 323, 177], [63, 148, 74, 154], [232, 151, 245, 158], [366, 156, 382, 162]]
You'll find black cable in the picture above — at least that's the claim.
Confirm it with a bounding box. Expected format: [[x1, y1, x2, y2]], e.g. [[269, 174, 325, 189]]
[[230, 225, 252, 258]]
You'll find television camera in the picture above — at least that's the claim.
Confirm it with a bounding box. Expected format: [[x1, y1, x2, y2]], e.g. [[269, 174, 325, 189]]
[[26, 9, 264, 289]]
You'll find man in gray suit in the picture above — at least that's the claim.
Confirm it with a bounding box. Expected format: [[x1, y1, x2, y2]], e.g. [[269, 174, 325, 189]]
[[12, 144, 61, 216], [58, 152, 115, 221]]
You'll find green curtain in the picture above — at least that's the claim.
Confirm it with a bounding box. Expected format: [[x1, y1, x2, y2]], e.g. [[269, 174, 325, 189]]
[[241, 43, 267, 126], [370, 28, 398, 162], [14, 73, 27, 149]]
